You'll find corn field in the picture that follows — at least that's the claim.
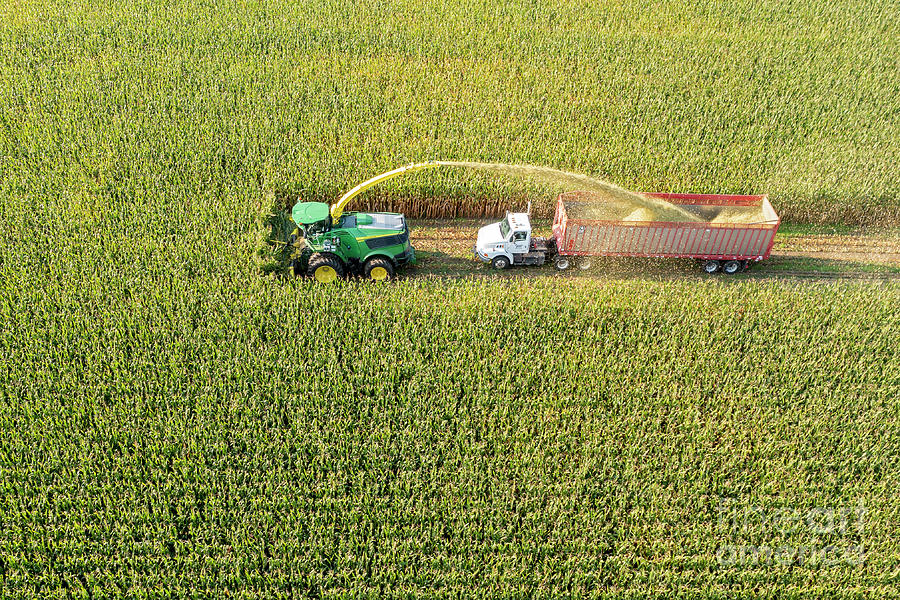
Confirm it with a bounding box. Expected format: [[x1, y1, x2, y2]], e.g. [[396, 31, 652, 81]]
[[1, 0, 899, 596], [2, 278, 899, 596], [1, 0, 898, 224]]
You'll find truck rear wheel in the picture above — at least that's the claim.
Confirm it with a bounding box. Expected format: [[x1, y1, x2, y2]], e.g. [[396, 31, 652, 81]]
[[702, 260, 721, 274], [491, 256, 510, 270], [363, 257, 394, 281], [307, 253, 344, 283], [554, 255, 571, 271], [722, 260, 742, 275], [577, 257, 592, 270]]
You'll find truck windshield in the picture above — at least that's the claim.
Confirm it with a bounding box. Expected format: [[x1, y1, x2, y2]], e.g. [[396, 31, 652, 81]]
[[499, 217, 511, 239]]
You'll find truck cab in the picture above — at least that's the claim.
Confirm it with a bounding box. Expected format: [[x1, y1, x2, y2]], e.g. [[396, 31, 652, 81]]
[[474, 212, 550, 269]]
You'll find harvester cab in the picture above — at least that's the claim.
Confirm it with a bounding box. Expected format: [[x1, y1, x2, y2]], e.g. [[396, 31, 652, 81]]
[[291, 201, 331, 238]]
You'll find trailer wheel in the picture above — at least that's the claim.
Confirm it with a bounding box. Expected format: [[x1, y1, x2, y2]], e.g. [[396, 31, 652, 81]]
[[554, 256, 571, 271], [722, 260, 742, 275], [577, 257, 592, 270], [307, 253, 344, 283], [702, 260, 721, 274]]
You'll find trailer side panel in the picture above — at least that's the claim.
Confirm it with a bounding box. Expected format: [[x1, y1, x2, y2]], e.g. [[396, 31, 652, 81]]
[[554, 193, 779, 261]]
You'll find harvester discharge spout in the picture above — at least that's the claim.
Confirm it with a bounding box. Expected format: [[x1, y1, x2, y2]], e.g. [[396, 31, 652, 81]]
[[330, 161, 443, 220]]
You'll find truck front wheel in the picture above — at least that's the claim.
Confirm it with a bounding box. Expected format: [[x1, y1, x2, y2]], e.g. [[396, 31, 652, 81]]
[[307, 253, 344, 283], [364, 257, 395, 281], [491, 256, 510, 270]]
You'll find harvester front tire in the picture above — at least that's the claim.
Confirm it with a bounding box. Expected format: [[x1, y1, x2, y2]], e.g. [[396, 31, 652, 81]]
[[307, 253, 344, 283], [491, 256, 510, 270], [364, 257, 394, 281], [722, 260, 742, 275]]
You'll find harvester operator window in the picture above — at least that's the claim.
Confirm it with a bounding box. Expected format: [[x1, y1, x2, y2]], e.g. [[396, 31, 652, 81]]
[[359, 213, 405, 230]]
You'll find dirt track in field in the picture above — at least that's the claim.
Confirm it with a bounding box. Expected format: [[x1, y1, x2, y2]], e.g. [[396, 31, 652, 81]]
[[407, 219, 900, 281]]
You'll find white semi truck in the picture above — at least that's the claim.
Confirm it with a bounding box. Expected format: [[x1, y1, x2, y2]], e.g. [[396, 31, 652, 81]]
[[474, 192, 780, 274], [474, 209, 557, 270]]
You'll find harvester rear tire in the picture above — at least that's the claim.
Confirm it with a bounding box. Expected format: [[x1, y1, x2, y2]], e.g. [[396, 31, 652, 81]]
[[491, 256, 510, 270], [722, 260, 742, 275], [363, 257, 394, 281], [307, 253, 344, 283]]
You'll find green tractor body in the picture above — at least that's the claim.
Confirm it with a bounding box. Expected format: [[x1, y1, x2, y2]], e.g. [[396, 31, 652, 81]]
[[290, 201, 415, 282]]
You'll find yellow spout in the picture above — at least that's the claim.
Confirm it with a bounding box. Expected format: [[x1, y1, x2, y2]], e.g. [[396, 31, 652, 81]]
[[330, 161, 443, 220], [330, 160, 701, 222]]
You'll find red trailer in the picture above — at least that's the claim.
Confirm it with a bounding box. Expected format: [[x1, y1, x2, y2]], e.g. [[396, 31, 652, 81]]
[[474, 191, 780, 274], [551, 192, 780, 274]]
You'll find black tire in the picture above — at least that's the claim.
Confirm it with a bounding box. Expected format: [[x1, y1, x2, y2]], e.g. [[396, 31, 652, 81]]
[[307, 253, 344, 283], [491, 256, 510, 270], [577, 257, 592, 270], [554, 255, 571, 271], [363, 257, 395, 281], [722, 260, 742, 275], [703, 260, 721, 274]]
